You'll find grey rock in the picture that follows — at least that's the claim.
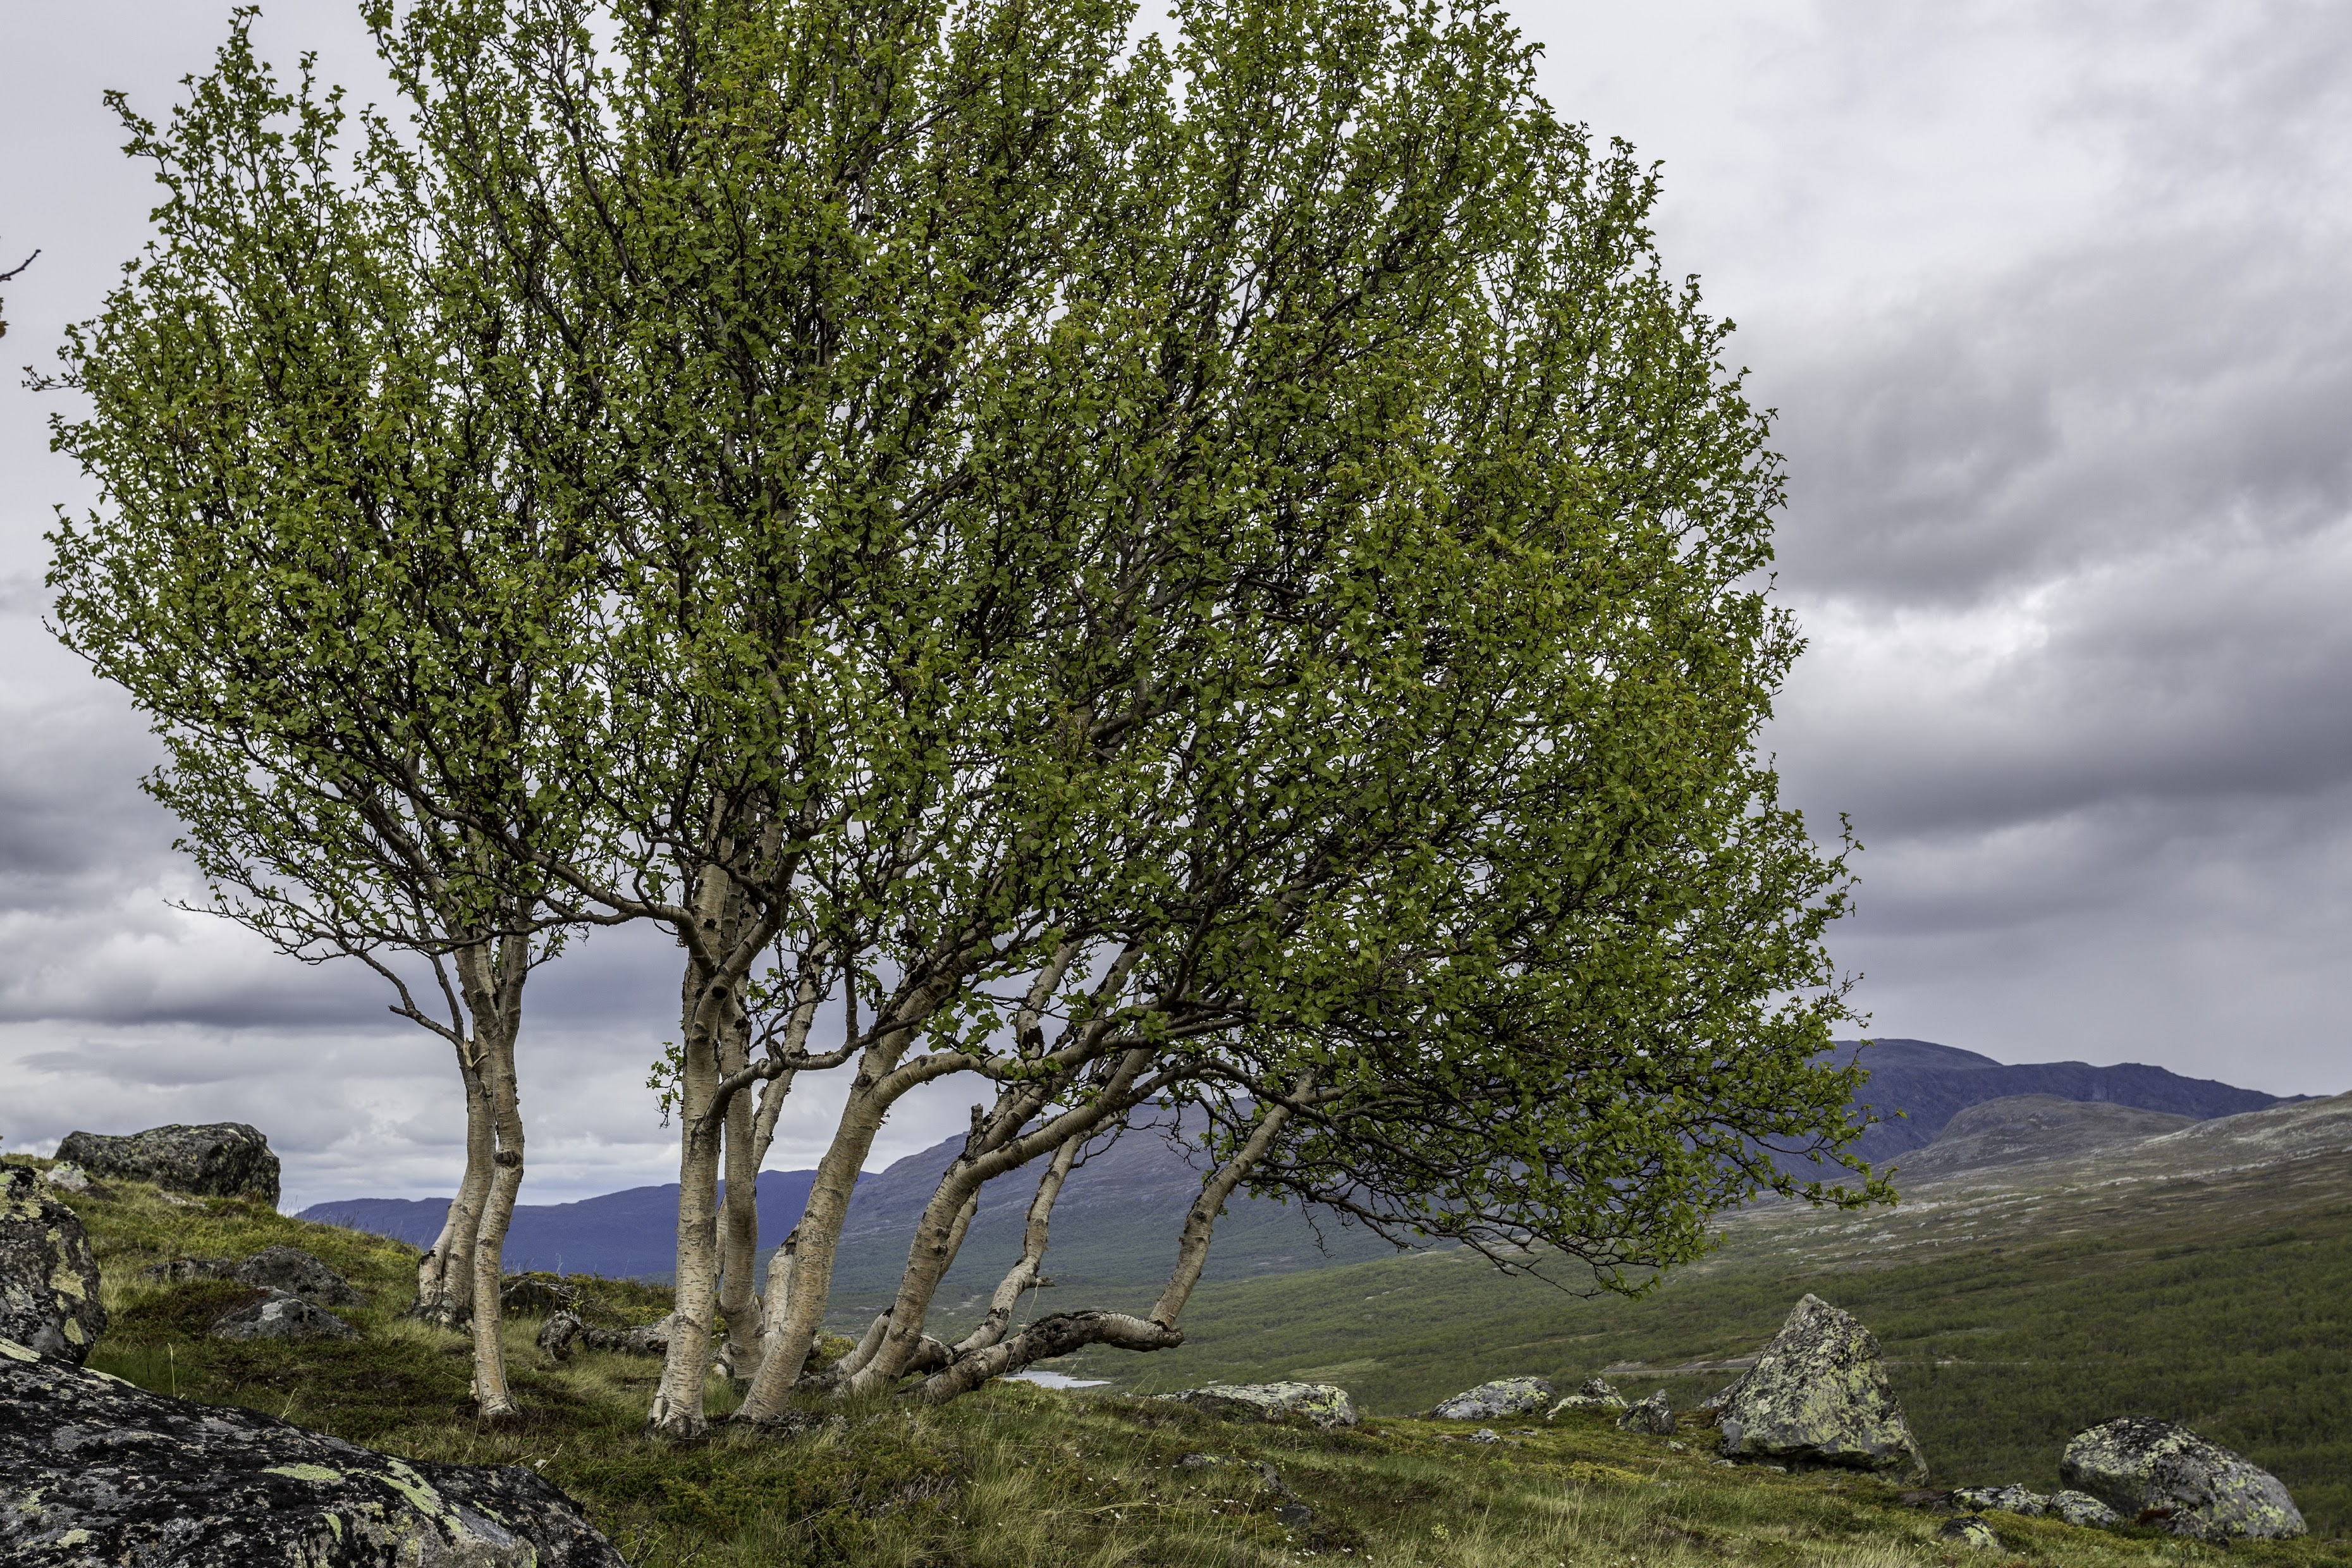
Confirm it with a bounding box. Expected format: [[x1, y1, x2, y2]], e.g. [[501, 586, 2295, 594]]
[[213, 1288, 358, 1342], [1, 1332, 625, 1564], [235, 1244, 364, 1307], [1617, 1390, 1677, 1435], [55, 1122, 280, 1204], [1710, 1294, 1928, 1481], [1176, 1452, 1229, 1470], [1430, 1375, 1554, 1421], [0, 1166, 106, 1365], [1939, 1515, 2000, 1548], [1271, 1502, 1314, 1528], [1547, 1376, 1630, 1418], [2059, 1416, 2304, 1541], [140, 1256, 238, 1284], [1466, 1428, 1502, 1445], [1951, 1483, 2046, 1517], [536, 1308, 671, 1360], [1160, 1381, 1358, 1428], [41, 1163, 94, 1194], [2049, 1488, 2123, 1529]]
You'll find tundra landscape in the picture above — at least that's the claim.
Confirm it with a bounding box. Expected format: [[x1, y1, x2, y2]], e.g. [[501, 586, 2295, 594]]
[[3, 0, 2349, 1563]]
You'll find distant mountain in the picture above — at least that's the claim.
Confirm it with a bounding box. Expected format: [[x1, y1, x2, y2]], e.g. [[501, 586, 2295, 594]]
[[302, 1039, 2308, 1292], [1828, 1037, 2293, 1165], [1892, 1093, 2196, 1177]]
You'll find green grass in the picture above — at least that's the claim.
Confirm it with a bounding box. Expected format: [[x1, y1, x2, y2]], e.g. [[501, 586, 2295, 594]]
[[16, 1153, 2352, 1565]]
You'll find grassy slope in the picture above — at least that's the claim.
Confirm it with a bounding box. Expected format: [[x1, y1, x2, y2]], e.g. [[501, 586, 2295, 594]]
[[15, 1154, 2351, 1567], [1045, 1159, 2352, 1534]]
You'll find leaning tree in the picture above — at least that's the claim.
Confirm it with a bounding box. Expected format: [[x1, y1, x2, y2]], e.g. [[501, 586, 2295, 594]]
[[42, 20, 614, 1418], [368, 0, 1885, 1433]]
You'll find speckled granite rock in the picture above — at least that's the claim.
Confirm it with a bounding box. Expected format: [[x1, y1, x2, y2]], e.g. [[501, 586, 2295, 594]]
[[0, 1167, 106, 1366], [1617, 1390, 1677, 1435], [1160, 1381, 1358, 1428], [212, 1288, 358, 1342], [2049, 1488, 2122, 1528], [54, 1123, 280, 1205], [2060, 1417, 2303, 1540], [1547, 1376, 1630, 1418], [1951, 1484, 2045, 1516], [1709, 1294, 1927, 1481], [235, 1246, 363, 1307], [1430, 1376, 1553, 1420], [1, 1334, 625, 1564]]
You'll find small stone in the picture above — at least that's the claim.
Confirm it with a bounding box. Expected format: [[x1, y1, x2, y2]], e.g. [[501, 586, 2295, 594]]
[[212, 1288, 358, 1342], [1617, 1390, 1676, 1436], [1177, 1452, 1229, 1470], [1939, 1515, 2000, 1548], [1466, 1428, 1502, 1444], [1665, 1440, 1687, 1453], [2059, 1416, 2303, 1541], [1710, 1294, 1927, 1481], [0, 1166, 106, 1365], [40, 1163, 93, 1194], [55, 1123, 280, 1204], [1271, 1502, 1314, 1528], [236, 1245, 364, 1307], [1159, 1381, 1358, 1429], [1430, 1376, 1553, 1421], [140, 1256, 238, 1284], [1950, 1483, 2046, 1517], [2048, 1489, 2122, 1529]]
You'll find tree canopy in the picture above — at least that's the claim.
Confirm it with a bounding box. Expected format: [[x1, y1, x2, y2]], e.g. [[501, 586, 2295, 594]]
[[47, 0, 1881, 1435]]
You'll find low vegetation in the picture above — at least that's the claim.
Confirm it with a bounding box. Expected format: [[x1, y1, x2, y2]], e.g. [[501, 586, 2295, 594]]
[[18, 1158, 2346, 1566]]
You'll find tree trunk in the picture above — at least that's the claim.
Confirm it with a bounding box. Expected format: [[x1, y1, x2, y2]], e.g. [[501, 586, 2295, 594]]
[[412, 1043, 493, 1326], [952, 1137, 1079, 1356], [715, 1005, 761, 1378], [647, 866, 749, 1438], [460, 934, 531, 1423]]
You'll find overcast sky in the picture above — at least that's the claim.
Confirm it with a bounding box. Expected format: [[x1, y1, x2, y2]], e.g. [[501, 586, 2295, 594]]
[[3, 1, 2345, 1209]]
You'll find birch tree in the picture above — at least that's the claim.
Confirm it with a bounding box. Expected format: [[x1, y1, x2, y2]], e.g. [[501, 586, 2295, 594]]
[[42, 22, 609, 1419]]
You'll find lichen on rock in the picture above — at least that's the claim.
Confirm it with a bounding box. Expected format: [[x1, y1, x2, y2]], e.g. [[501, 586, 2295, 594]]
[[2059, 1416, 2304, 1541], [2048, 1488, 2123, 1528], [235, 1244, 364, 1306], [54, 1122, 280, 1204], [1548, 1376, 1629, 1418], [1429, 1376, 1553, 1421], [2, 1333, 625, 1564], [1709, 1294, 1928, 1482], [1617, 1390, 1677, 1436], [1949, 1483, 2045, 1517], [0, 1167, 106, 1366], [1160, 1381, 1359, 1428]]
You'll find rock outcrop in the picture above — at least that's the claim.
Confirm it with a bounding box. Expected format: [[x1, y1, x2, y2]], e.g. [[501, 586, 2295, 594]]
[[235, 1244, 364, 1306], [1429, 1376, 1553, 1421], [213, 1289, 359, 1342], [1617, 1390, 1677, 1435], [1160, 1381, 1359, 1428], [1949, 1483, 2044, 1516], [1708, 1294, 1928, 1481], [0, 1166, 106, 1365], [2, 1333, 625, 1564], [55, 1122, 281, 1205], [2059, 1416, 2304, 1541], [1547, 1376, 1629, 1418]]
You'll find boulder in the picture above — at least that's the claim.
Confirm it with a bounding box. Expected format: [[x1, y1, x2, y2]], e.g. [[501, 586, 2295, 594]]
[[2048, 1488, 2122, 1529], [1160, 1381, 1359, 1429], [1, 1333, 626, 1564], [42, 1163, 96, 1194], [1547, 1376, 1630, 1418], [55, 1122, 280, 1204], [236, 1244, 364, 1307], [213, 1288, 358, 1342], [1430, 1376, 1553, 1420], [1939, 1516, 1999, 1549], [0, 1166, 106, 1365], [1617, 1390, 1677, 1436], [1950, 1484, 2045, 1517], [2059, 1416, 2304, 1541], [1708, 1294, 1927, 1481]]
